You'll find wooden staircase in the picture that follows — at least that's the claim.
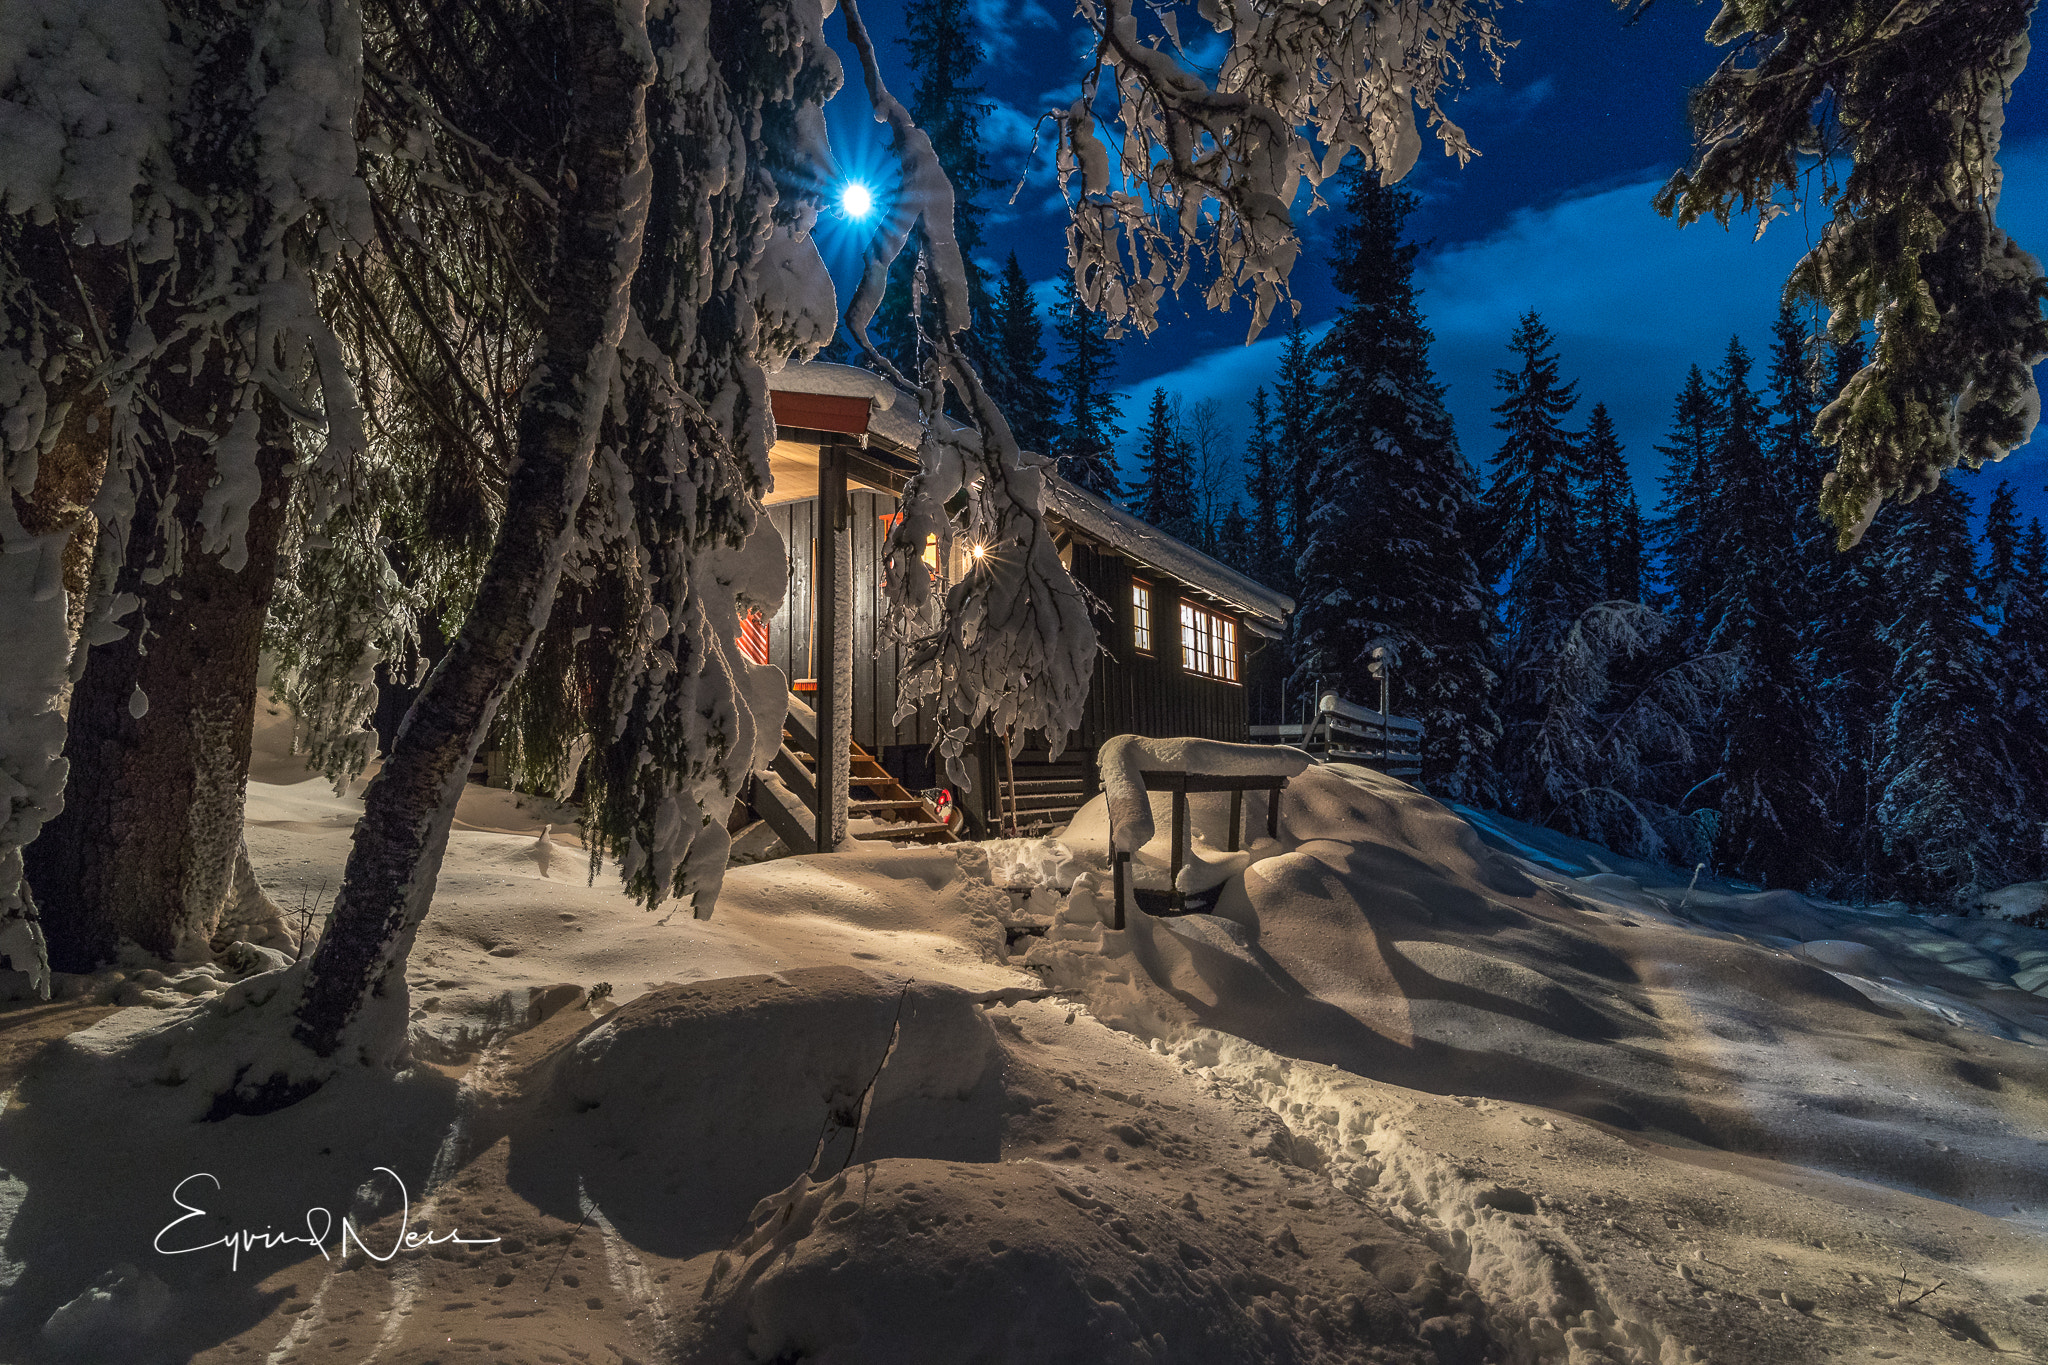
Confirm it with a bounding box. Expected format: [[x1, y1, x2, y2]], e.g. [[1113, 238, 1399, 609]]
[[750, 692, 959, 853]]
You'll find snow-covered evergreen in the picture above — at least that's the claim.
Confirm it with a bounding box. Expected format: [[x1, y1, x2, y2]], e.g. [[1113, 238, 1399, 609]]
[[1873, 483, 2033, 903], [1050, 277, 1124, 498], [985, 253, 1059, 456], [1128, 389, 1198, 543], [1290, 173, 1499, 801], [1579, 403, 1643, 604], [1486, 311, 1591, 813]]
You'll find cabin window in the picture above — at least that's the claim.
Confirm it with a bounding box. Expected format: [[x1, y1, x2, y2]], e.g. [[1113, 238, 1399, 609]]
[[1179, 602, 1238, 682], [1131, 580, 1153, 653]]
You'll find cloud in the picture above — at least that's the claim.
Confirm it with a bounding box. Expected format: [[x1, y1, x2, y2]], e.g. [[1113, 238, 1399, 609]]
[[970, 0, 1057, 58], [1114, 137, 2048, 526]]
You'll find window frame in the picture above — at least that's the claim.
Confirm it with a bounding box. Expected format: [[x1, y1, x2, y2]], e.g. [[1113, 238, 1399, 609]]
[[1130, 577, 1155, 655], [1178, 600, 1239, 684]]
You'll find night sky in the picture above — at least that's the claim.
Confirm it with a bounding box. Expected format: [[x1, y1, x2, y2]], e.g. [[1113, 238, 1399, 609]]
[[823, 0, 2048, 534]]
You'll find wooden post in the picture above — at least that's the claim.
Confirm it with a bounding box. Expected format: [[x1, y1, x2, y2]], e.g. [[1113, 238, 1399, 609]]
[[1169, 778, 1187, 912], [816, 440, 845, 853], [1229, 788, 1243, 853]]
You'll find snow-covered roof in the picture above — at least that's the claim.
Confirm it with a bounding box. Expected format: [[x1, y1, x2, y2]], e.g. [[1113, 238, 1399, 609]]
[[769, 361, 1293, 629], [1046, 477, 1294, 630], [767, 361, 927, 451]]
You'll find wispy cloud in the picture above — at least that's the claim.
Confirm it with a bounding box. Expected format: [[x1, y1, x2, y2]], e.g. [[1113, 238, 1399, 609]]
[[970, 0, 1058, 58], [1111, 137, 2048, 524]]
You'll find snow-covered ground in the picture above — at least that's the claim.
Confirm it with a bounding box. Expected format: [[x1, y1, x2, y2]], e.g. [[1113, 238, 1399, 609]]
[[0, 700, 2042, 1363]]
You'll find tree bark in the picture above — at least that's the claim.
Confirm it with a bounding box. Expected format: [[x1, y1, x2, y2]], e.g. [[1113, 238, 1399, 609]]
[[289, 0, 652, 1065], [29, 392, 294, 969]]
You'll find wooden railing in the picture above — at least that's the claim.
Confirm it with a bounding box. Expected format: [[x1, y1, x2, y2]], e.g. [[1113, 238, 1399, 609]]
[[1250, 692, 1423, 779]]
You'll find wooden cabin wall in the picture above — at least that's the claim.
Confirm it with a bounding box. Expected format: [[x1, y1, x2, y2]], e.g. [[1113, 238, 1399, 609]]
[[1062, 540, 1249, 749], [760, 492, 937, 761]]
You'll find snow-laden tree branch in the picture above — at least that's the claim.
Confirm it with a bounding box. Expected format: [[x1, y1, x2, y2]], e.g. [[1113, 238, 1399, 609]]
[[1054, 0, 1506, 340], [839, 0, 1097, 785], [1523, 601, 1737, 863], [1654, 0, 2048, 545]]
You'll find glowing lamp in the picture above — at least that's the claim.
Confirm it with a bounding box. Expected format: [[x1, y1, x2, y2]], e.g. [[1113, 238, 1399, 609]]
[[840, 182, 874, 221], [970, 543, 986, 560]]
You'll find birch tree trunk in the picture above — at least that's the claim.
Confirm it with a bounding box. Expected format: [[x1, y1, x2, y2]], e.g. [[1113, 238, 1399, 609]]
[[288, 0, 653, 1067]]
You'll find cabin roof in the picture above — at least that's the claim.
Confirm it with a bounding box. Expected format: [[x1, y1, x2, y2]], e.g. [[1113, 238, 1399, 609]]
[[766, 361, 1294, 631]]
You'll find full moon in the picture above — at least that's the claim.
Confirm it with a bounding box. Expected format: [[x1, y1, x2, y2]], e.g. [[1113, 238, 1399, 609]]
[[840, 182, 874, 220]]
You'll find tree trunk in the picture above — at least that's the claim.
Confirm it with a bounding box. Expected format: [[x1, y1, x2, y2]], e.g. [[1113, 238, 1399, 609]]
[[289, 0, 652, 1066], [29, 393, 294, 969]]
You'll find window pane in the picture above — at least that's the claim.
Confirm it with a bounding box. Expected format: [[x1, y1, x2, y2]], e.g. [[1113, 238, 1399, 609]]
[[1132, 583, 1151, 651]]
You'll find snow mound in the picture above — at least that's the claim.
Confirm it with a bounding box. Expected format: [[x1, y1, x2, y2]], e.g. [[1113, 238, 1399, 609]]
[[507, 967, 1006, 1257], [685, 1158, 1395, 1365], [1030, 763, 2048, 1216]]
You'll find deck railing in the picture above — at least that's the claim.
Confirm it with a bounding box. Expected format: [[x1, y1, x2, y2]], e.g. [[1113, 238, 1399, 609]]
[[1250, 691, 1423, 779]]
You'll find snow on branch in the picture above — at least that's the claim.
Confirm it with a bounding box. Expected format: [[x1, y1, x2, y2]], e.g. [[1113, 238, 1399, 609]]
[[838, 0, 1099, 785], [1055, 0, 1506, 340]]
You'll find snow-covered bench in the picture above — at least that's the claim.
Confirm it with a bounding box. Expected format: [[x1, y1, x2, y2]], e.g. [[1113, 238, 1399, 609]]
[[1098, 737, 1313, 929]]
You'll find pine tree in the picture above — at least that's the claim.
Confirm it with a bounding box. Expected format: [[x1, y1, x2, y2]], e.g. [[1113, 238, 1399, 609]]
[[1275, 315, 1318, 576], [1487, 311, 1590, 811], [1807, 336, 1895, 894], [1216, 499, 1252, 571], [1051, 277, 1123, 497], [1580, 403, 1643, 602], [1981, 479, 2023, 621], [869, 0, 994, 382], [1242, 387, 1286, 586], [1873, 482, 2031, 902], [1651, 365, 1720, 638], [985, 253, 1059, 455], [1699, 335, 1832, 889], [1130, 388, 1197, 537], [2001, 518, 2048, 842], [1290, 173, 1498, 798]]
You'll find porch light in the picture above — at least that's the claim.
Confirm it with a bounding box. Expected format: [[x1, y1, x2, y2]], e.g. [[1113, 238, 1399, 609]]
[[971, 542, 986, 560]]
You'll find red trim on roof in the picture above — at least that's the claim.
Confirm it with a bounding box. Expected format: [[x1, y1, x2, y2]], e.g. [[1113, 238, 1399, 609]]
[[770, 390, 871, 435]]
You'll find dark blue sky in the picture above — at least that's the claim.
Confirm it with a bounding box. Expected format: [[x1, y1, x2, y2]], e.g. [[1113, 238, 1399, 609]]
[[824, 0, 2048, 535]]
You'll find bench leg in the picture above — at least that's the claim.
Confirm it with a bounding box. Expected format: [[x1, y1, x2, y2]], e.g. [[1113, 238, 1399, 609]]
[[1112, 852, 1126, 931], [1229, 788, 1243, 853]]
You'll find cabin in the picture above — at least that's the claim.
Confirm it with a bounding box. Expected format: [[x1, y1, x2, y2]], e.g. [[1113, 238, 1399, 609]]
[[747, 362, 1295, 847]]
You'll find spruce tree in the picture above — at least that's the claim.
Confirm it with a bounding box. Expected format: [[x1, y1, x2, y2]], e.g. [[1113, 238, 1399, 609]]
[[1051, 277, 1124, 497], [1216, 499, 1251, 571], [1581, 403, 1644, 602], [1290, 173, 1498, 798], [1129, 388, 1197, 538], [869, 0, 994, 382], [1651, 365, 1720, 638], [1701, 335, 1831, 889], [1873, 482, 2031, 902], [986, 253, 1059, 454], [1981, 479, 2023, 620], [1807, 338, 1897, 895], [2001, 518, 2048, 838], [1487, 312, 1593, 812], [1275, 315, 1318, 575], [1243, 387, 1286, 586]]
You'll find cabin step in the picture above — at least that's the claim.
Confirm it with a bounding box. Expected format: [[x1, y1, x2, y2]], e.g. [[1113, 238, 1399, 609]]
[[849, 798, 930, 812]]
